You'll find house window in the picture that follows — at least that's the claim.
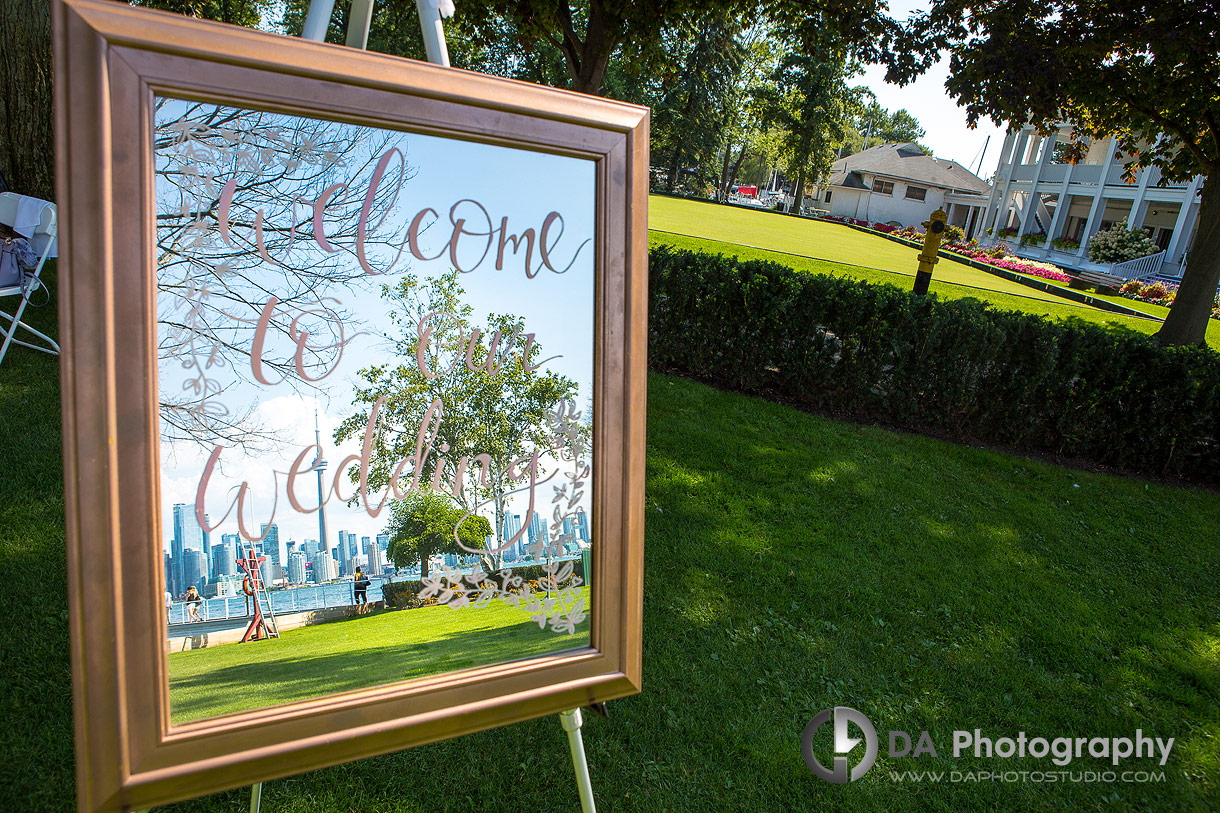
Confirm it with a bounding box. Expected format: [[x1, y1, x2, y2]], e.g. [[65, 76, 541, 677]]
[[824, 191, 832, 202], [905, 185, 927, 201], [874, 180, 894, 195]]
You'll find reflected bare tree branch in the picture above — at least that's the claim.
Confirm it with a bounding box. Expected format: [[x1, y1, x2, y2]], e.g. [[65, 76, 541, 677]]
[[154, 99, 416, 454]]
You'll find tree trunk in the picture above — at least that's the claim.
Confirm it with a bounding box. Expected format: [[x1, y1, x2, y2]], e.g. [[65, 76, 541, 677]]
[[556, 0, 619, 95], [420, 548, 430, 580], [0, 0, 55, 201], [790, 165, 806, 215], [1157, 175, 1220, 346], [725, 144, 748, 198], [716, 144, 732, 201], [569, 42, 614, 95], [665, 146, 682, 194]]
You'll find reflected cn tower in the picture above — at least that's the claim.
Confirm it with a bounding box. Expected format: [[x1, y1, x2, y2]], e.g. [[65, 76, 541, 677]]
[[313, 410, 330, 562]]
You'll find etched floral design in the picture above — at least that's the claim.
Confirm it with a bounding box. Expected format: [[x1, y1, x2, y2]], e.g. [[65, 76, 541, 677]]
[[416, 397, 592, 634]]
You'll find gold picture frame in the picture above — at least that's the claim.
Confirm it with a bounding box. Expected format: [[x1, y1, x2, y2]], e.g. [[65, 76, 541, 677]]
[[53, 1, 647, 809]]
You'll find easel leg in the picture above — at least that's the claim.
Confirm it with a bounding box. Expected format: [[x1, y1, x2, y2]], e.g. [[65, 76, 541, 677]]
[[250, 782, 262, 813], [560, 709, 596, 813]]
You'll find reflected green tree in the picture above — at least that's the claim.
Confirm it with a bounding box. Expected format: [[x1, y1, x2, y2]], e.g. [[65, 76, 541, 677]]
[[385, 491, 492, 578]]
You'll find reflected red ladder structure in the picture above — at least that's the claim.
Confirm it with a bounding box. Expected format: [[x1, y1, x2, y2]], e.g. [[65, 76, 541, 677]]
[[237, 548, 280, 642]]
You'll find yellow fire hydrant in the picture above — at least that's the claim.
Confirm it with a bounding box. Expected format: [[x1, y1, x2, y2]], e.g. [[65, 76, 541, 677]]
[[914, 208, 948, 295]]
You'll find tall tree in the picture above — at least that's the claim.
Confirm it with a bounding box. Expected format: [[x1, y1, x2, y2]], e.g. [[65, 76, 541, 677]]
[[712, 22, 783, 202], [446, 0, 919, 97], [907, 0, 1220, 347], [0, 0, 55, 200], [880, 109, 926, 146], [757, 42, 860, 214], [650, 11, 745, 195]]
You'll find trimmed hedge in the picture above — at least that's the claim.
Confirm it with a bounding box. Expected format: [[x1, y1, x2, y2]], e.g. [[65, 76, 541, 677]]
[[380, 560, 586, 609], [649, 246, 1220, 483]]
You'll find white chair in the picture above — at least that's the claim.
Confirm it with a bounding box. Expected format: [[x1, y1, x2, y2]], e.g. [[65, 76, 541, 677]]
[[0, 192, 58, 366]]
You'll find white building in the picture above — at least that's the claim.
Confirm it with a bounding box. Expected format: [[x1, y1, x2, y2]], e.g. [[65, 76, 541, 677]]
[[810, 143, 992, 234], [978, 124, 1203, 279], [312, 550, 338, 582], [288, 550, 308, 585]]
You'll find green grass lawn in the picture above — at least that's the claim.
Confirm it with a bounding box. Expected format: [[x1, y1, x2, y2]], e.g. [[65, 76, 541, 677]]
[[169, 594, 590, 723], [649, 195, 1075, 301], [648, 196, 1220, 350], [4, 261, 1219, 811]]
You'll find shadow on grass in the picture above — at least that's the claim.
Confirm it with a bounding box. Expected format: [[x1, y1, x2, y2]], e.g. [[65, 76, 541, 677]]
[[170, 614, 589, 723], [0, 260, 75, 811], [626, 374, 1220, 811]]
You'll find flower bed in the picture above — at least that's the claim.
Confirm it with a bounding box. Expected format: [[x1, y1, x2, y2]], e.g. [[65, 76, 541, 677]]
[[981, 257, 1072, 283], [941, 240, 1070, 282]]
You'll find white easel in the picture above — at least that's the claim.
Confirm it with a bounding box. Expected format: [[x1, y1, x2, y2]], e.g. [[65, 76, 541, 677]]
[[238, 5, 597, 812]]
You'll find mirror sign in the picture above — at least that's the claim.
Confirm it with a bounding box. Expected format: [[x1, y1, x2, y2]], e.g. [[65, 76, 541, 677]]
[[54, 1, 646, 810]]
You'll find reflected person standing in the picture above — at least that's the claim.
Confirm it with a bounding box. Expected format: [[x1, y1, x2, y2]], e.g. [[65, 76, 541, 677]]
[[185, 586, 203, 621]]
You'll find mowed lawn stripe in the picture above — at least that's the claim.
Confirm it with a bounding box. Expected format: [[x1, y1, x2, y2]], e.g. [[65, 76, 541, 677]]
[[168, 590, 591, 723]]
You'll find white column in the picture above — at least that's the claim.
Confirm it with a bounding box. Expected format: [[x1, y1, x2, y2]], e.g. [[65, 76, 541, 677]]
[[301, 0, 337, 41], [1165, 176, 1204, 266], [1025, 134, 1043, 163], [1045, 129, 1075, 245], [345, 0, 375, 48], [967, 205, 981, 240], [987, 128, 1028, 239], [1126, 162, 1159, 230], [1017, 131, 1057, 242], [977, 130, 1016, 241], [1075, 135, 1118, 260]]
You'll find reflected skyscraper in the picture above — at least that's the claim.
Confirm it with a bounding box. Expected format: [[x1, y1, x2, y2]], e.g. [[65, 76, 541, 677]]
[[502, 513, 522, 546], [259, 523, 282, 584], [527, 510, 546, 547], [171, 503, 204, 596]]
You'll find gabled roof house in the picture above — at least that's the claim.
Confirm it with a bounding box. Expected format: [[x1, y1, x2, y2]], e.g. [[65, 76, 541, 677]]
[[807, 143, 992, 236]]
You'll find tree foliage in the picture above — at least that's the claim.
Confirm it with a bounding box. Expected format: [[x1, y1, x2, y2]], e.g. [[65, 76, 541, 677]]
[[130, 0, 274, 28], [710, 23, 784, 201], [385, 490, 491, 578], [648, 11, 746, 195], [880, 109, 926, 146], [835, 101, 930, 158], [906, 0, 1220, 346], [756, 40, 863, 213]]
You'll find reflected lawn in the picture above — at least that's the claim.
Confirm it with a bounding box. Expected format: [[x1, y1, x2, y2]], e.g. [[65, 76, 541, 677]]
[[168, 589, 590, 723]]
